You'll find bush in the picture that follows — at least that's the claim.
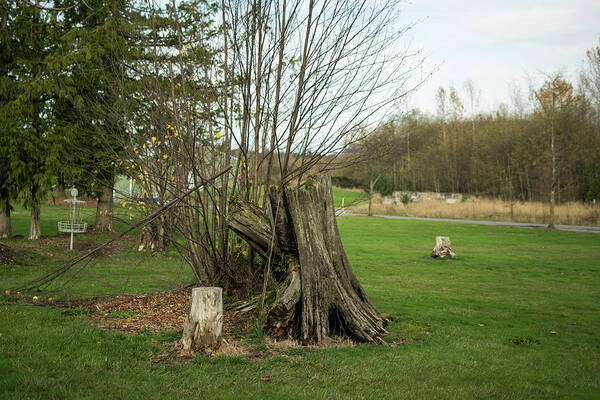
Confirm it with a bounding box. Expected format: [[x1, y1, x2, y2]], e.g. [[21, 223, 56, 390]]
[[374, 176, 394, 196], [400, 192, 411, 206], [331, 176, 360, 189]]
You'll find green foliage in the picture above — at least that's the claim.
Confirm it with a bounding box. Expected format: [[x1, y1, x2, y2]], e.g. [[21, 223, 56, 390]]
[[373, 176, 394, 196], [331, 176, 361, 189], [400, 191, 411, 206]]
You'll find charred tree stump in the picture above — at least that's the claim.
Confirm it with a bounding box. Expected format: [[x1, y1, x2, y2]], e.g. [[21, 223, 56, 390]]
[[138, 214, 172, 254], [431, 236, 457, 258], [229, 175, 387, 344], [138, 225, 156, 252], [181, 287, 223, 354]]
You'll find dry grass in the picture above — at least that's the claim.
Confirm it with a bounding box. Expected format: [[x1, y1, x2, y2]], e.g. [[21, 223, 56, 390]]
[[351, 195, 600, 226]]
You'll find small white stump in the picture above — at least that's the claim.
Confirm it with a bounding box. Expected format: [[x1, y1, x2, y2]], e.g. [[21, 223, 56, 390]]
[[431, 236, 457, 259], [181, 287, 223, 354]]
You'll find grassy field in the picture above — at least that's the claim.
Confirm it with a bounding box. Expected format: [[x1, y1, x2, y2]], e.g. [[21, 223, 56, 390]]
[[332, 187, 369, 208], [1, 205, 600, 399]]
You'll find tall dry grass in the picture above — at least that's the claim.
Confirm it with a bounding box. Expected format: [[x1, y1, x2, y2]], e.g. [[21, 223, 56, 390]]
[[351, 196, 600, 227]]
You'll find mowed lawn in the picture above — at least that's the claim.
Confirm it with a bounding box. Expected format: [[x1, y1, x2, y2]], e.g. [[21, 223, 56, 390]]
[[1, 205, 600, 399]]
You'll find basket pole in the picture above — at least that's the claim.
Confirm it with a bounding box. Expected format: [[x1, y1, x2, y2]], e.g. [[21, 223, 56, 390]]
[[70, 200, 74, 250]]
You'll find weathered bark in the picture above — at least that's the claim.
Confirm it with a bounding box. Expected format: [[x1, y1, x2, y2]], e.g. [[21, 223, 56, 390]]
[[367, 176, 380, 217], [181, 287, 223, 354], [138, 213, 171, 254], [549, 117, 556, 229], [229, 175, 387, 344], [94, 184, 114, 232], [431, 236, 457, 259], [138, 226, 156, 252], [29, 185, 41, 240], [0, 196, 10, 239], [228, 196, 283, 258]]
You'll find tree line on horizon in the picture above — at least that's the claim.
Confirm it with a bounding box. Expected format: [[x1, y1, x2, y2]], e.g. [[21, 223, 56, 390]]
[[336, 52, 600, 225]]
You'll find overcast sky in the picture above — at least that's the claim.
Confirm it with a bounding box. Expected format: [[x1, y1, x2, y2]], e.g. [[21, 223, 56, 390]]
[[398, 0, 600, 114]]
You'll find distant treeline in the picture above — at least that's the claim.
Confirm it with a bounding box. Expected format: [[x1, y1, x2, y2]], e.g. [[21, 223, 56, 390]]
[[336, 64, 600, 204]]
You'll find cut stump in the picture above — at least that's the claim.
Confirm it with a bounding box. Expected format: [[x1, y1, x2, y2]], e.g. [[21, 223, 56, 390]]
[[431, 236, 457, 258], [181, 287, 223, 354]]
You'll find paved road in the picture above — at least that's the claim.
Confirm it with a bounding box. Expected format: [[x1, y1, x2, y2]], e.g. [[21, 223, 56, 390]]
[[336, 210, 600, 234]]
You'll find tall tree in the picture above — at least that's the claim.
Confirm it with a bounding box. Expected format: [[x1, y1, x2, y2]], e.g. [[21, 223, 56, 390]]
[[533, 74, 575, 228], [54, 0, 135, 232], [0, 0, 17, 238], [8, 1, 61, 240]]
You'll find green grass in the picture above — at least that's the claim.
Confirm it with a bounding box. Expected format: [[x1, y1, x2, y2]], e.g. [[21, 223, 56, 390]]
[[1, 208, 600, 399], [3, 204, 192, 299], [9, 202, 138, 237], [332, 187, 368, 207]]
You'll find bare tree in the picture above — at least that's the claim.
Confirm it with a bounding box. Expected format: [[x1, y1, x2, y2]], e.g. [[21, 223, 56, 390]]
[[532, 74, 575, 228]]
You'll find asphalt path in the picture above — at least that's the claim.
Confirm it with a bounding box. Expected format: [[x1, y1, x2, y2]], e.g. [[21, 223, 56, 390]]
[[336, 210, 600, 234]]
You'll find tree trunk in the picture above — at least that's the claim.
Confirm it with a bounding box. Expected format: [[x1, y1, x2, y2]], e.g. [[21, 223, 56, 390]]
[[57, 175, 65, 199], [181, 287, 223, 354], [29, 184, 41, 240], [138, 214, 171, 254], [94, 184, 114, 232], [230, 175, 387, 344], [0, 196, 10, 239], [367, 176, 380, 217]]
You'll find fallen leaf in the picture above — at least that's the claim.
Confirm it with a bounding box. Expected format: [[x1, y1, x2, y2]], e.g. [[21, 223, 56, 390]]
[[550, 331, 557, 335], [263, 376, 271, 383]]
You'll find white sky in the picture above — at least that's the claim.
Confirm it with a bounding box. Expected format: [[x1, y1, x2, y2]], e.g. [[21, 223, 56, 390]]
[[398, 0, 600, 114]]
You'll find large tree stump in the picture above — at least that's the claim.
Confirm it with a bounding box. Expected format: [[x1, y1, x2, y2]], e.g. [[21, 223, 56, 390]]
[[181, 287, 223, 354], [431, 236, 457, 258], [229, 175, 387, 344]]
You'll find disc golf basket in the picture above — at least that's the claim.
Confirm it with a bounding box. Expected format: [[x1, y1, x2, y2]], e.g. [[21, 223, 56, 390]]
[[58, 188, 88, 250]]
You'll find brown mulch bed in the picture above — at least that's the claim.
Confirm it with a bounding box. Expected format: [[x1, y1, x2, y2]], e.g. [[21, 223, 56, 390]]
[[87, 288, 255, 336]]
